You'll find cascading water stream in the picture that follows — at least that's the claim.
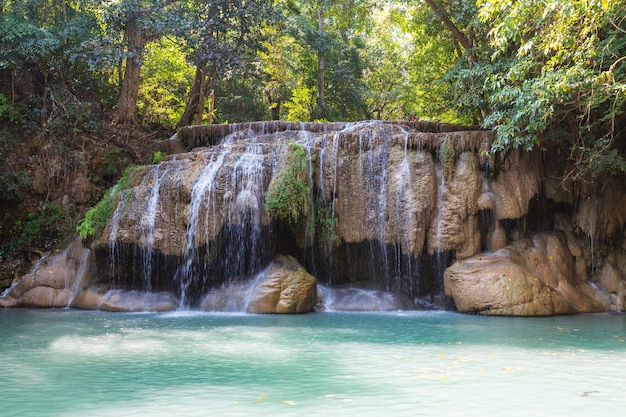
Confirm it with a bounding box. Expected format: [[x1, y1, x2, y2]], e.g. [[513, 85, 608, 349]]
[[176, 151, 227, 307], [174, 141, 274, 309], [66, 245, 91, 307], [298, 130, 319, 275], [364, 124, 391, 286], [139, 164, 169, 291], [391, 131, 418, 297], [221, 143, 269, 280], [107, 185, 126, 284]]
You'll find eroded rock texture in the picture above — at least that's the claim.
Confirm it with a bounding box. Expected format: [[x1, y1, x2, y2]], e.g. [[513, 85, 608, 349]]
[[87, 121, 501, 309], [4, 120, 626, 315], [444, 232, 608, 315], [245, 255, 318, 314], [0, 237, 91, 308]]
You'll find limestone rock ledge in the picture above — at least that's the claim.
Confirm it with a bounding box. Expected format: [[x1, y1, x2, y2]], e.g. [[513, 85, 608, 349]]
[[245, 255, 317, 314], [444, 231, 610, 316], [0, 238, 91, 308]]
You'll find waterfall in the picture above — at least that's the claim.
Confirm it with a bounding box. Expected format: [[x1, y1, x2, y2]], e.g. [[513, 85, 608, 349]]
[[176, 151, 227, 307], [10, 120, 626, 315], [85, 120, 498, 312], [175, 142, 275, 308], [221, 143, 269, 280], [66, 244, 91, 307], [391, 132, 418, 298], [139, 164, 169, 292], [107, 186, 125, 287]]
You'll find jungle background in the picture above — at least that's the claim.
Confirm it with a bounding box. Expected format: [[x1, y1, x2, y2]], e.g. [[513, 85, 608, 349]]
[[0, 0, 624, 287]]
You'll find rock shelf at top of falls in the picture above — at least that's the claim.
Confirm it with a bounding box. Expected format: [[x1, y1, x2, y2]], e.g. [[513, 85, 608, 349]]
[[2, 120, 626, 315]]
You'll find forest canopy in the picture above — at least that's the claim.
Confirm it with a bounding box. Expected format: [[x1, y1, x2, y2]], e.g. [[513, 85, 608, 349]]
[[0, 0, 624, 176]]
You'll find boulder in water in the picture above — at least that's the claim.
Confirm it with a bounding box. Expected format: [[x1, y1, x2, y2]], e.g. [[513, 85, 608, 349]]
[[444, 231, 610, 315], [245, 255, 317, 314], [0, 238, 91, 308]]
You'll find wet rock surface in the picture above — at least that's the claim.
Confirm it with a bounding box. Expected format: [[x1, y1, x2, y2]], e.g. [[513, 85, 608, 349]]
[[0, 238, 91, 308], [444, 232, 609, 315], [3, 121, 626, 315], [245, 255, 318, 314]]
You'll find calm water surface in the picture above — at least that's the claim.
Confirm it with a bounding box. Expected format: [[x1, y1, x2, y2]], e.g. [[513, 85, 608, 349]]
[[0, 309, 625, 417]]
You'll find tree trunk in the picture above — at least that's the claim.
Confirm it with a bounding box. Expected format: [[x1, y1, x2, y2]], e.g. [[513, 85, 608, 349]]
[[178, 63, 206, 127], [316, 7, 325, 117], [114, 24, 146, 125], [196, 68, 207, 125], [178, 63, 218, 127], [208, 89, 215, 125]]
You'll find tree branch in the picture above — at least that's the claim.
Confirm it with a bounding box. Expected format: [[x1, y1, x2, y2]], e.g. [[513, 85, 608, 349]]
[[423, 0, 476, 63]]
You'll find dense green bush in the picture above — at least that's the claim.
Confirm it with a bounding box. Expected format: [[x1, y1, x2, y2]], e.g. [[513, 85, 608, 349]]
[[9, 203, 64, 250], [0, 170, 31, 202], [265, 143, 310, 222], [151, 150, 167, 164], [77, 165, 139, 239]]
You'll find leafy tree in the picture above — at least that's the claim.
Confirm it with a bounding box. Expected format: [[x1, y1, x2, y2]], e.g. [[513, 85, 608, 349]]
[[361, 3, 463, 122], [259, 4, 318, 121], [138, 37, 193, 128], [361, 7, 411, 120], [417, 0, 491, 123], [281, 0, 372, 121], [175, 0, 278, 126], [478, 0, 626, 178], [101, 0, 181, 125], [0, 0, 107, 205], [259, 27, 301, 120]]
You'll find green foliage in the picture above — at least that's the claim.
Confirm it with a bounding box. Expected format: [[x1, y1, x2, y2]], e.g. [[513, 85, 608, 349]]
[[418, 0, 491, 124], [476, 0, 626, 178], [261, 0, 374, 122], [91, 148, 133, 186], [0, 12, 60, 69], [10, 203, 64, 250], [76, 190, 115, 240], [138, 37, 194, 128], [577, 145, 626, 179], [314, 202, 338, 246], [284, 86, 316, 122], [43, 87, 105, 136], [265, 143, 310, 222], [151, 150, 167, 164], [77, 165, 139, 239], [442, 53, 498, 125], [215, 77, 271, 123], [0, 170, 32, 202], [0, 119, 32, 202], [479, 0, 602, 151], [0, 94, 9, 118]]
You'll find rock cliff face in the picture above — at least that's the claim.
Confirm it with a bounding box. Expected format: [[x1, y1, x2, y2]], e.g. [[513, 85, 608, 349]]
[[3, 120, 626, 315]]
